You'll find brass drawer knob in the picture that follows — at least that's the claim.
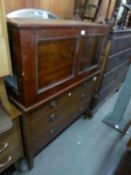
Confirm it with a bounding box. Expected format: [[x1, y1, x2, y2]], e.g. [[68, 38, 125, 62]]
[[49, 114, 57, 122], [81, 30, 86, 36], [49, 129, 55, 135], [0, 142, 8, 153], [49, 100, 57, 108], [68, 92, 72, 97], [81, 93, 86, 99], [93, 76, 97, 81], [0, 156, 12, 168]]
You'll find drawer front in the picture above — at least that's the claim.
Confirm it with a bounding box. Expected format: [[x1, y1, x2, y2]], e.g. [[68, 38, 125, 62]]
[[29, 85, 82, 136], [30, 79, 95, 139], [0, 118, 23, 172], [29, 79, 96, 155], [98, 80, 121, 105], [110, 34, 131, 55], [106, 49, 131, 73], [0, 145, 21, 173], [32, 108, 82, 155], [101, 68, 119, 89]]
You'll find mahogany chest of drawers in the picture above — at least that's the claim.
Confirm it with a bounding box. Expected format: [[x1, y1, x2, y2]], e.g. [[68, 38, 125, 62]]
[[6, 18, 110, 168]]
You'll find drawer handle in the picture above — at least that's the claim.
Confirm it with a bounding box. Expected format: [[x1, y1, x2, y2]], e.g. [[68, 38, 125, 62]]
[[93, 76, 97, 81], [68, 92, 72, 97], [49, 100, 57, 108], [49, 114, 57, 122], [0, 156, 12, 168], [49, 129, 55, 135], [0, 143, 9, 153], [81, 93, 86, 99], [81, 30, 86, 36]]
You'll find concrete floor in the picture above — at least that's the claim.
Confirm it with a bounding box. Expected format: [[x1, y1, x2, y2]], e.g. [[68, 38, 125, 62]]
[[13, 92, 130, 175]]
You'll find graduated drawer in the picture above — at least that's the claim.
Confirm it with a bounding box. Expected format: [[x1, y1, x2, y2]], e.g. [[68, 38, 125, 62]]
[[110, 33, 131, 55], [29, 79, 95, 138], [32, 108, 81, 155], [0, 145, 21, 173], [29, 85, 82, 138], [0, 118, 23, 173]]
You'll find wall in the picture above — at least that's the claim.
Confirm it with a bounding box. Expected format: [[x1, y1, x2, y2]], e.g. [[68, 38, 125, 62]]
[[4, 0, 75, 19]]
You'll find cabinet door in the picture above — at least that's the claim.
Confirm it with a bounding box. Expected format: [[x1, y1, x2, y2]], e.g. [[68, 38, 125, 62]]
[[37, 36, 78, 92], [79, 35, 104, 73]]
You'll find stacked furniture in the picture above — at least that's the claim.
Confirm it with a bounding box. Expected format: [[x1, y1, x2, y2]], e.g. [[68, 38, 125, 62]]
[[92, 29, 131, 110], [6, 18, 110, 168], [0, 0, 23, 173]]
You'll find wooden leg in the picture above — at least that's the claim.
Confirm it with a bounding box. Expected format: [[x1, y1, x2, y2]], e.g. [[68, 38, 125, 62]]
[[21, 116, 33, 169], [83, 109, 93, 119]]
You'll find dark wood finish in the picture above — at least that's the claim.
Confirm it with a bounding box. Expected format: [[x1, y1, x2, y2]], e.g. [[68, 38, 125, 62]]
[[7, 18, 110, 108], [92, 29, 131, 110], [6, 19, 110, 168], [37, 37, 77, 90], [0, 118, 23, 173], [25, 78, 96, 165]]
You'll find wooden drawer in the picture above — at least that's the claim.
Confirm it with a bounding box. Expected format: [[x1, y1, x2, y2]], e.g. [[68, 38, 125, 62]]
[[106, 49, 131, 73], [29, 79, 95, 155], [0, 118, 23, 173], [29, 85, 82, 136], [98, 80, 121, 105], [110, 34, 131, 55], [32, 107, 81, 155], [101, 68, 119, 89], [0, 145, 21, 173], [116, 62, 129, 83], [30, 79, 95, 139], [32, 95, 92, 155]]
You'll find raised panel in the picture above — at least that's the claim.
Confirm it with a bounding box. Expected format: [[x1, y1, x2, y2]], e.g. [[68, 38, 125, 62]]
[[37, 37, 77, 92], [79, 35, 104, 73]]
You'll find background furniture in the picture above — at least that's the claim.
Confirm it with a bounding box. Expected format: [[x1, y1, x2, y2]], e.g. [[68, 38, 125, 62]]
[[92, 29, 131, 111], [74, 0, 116, 22], [103, 59, 131, 132], [0, 0, 23, 173], [0, 105, 23, 173], [6, 18, 110, 168]]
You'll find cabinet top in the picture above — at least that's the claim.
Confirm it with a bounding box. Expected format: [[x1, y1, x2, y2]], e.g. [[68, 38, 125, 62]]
[[7, 18, 110, 29]]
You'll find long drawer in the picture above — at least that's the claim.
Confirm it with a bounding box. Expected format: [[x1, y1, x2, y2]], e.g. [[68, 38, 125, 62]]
[[29, 79, 96, 155], [0, 118, 23, 173], [32, 97, 91, 155]]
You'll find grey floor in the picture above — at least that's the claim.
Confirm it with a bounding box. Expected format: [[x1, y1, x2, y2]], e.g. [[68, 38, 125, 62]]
[[13, 92, 131, 175]]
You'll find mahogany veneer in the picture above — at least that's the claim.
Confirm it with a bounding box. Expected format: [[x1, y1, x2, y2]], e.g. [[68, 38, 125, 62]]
[[6, 18, 110, 168]]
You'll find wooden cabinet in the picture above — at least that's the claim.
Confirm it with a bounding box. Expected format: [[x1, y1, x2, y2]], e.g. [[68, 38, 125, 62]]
[[92, 29, 131, 110], [7, 19, 109, 108], [6, 18, 110, 168], [0, 115, 23, 173]]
